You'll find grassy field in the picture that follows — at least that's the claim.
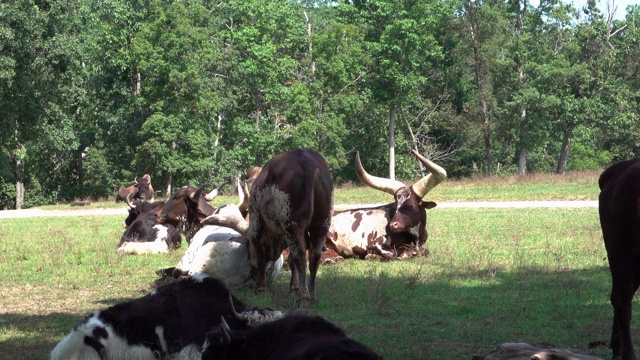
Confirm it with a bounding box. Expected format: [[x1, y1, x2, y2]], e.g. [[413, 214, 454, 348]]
[[0, 170, 621, 360]]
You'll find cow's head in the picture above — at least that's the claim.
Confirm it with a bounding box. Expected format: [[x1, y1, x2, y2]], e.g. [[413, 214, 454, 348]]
[[134, 174, 155, 201], [243, 166, 262, 191], [355, 149, 446, 233], [156, 182, 226, 241], [123, 194, 165, 228]]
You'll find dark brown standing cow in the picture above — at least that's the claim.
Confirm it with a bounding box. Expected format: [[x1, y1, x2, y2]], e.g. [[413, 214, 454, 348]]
[[115, 174, 155, 202], [325, 149, 446, 261], [599, 158, 640, 360], [204, 149, 334, 302]]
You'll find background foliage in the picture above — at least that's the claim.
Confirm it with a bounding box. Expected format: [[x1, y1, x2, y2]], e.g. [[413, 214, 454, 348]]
[[1, 0, 638, 208]]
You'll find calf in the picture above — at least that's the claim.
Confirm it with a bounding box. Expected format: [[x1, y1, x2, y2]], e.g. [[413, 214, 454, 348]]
[[599, 158, 640, 360], [202, 314, 382, 360], [51, 273, 291, 360]]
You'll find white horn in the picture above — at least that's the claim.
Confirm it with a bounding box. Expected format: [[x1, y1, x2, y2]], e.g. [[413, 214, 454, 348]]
[[204, 181, 226, 201], [410, 149, 447, 199], [355, 151, 406, 195]]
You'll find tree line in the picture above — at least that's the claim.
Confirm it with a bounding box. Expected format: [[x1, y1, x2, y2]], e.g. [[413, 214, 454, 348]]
[[1, 0, 638, 209]]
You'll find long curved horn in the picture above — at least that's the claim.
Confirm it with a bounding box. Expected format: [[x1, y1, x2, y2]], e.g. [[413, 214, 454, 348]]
[[201, 212, 249, 234], [204, 181, 227, 201], [134, 177, 138, 185], [238, 180, 250, 216], [229, 292, 248, 322], [410, 149, 447, 199], [126, 192, 136, 209], [355, 151, 406, 195]]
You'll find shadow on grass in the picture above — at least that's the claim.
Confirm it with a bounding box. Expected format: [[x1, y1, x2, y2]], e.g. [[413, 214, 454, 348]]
[[0, 262, 619, 360]]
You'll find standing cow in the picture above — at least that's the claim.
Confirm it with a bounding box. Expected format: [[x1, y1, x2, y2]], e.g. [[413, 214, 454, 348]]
[[325, 149, 446, 261], [204, 149, 334, 302], [599, 158, 640, 360]]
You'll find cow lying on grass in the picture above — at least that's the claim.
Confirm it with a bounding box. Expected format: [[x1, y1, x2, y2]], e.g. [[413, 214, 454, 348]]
[[473, 343, 603, 360], [117, 195, 181, 255], [202, 314, 382, 360], [156, 180, 283, 288], [50, 273, 291, 360]]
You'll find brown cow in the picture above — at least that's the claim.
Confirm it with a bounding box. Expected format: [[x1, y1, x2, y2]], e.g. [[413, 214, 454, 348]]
[[599, 158, 640, 360], [203, 149, 333, 302], [155, 182, 226, 243], [244, 166, 262, 191], [325, 149, 446, 261], [115, 174, 155, 202]]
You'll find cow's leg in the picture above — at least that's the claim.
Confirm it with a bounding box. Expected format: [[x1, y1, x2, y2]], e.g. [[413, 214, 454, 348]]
[[286, 229, 310, 301], [307, 236, 323, 301], [603, 216, 639, 360], [608, 253, 639, 360]]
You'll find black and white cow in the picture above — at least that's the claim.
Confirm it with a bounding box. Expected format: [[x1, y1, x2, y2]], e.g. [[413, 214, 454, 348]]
[[202, 314, 382, 360], [117, 195, 181, 255], [50, 273, 291, 360]]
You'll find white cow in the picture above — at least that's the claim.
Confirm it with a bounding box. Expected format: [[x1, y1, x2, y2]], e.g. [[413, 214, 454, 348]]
[[165, 181, 283, 288]]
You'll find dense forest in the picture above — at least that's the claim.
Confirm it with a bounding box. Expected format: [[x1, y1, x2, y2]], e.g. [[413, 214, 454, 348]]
[[1, 0, 638, 209]]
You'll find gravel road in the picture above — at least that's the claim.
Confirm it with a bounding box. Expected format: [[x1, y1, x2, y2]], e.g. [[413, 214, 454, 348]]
[[0, 201, 598, 219]]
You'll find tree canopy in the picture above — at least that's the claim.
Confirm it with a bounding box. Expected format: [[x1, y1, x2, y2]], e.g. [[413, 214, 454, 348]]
[[1, 0, 638, 208]]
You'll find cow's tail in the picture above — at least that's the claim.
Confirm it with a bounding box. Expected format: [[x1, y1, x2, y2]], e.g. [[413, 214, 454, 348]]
[[310, 168, 320, 218]]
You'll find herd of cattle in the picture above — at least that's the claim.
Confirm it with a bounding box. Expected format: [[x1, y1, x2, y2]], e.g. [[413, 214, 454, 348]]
[[49, 149, 640, 360]]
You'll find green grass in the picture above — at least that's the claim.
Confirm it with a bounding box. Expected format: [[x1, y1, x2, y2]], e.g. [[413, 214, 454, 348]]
[[0, 170, 618, 360]]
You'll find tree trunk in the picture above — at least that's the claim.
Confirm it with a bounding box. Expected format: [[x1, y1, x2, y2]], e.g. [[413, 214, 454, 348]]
[[557, 123, 574, 175], [78, 147, 85, 199], [304, 11, 315, 74], [165, 172, 172, 199], [15, 144, 24, 210], [518, 105, 527, 176], [388, 102, 396, 181], [468, 10, 493, 177]]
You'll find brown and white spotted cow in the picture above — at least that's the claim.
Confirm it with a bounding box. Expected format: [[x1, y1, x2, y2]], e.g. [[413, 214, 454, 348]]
[[203, 149, 334, 302], [325, 149, 446, 261]]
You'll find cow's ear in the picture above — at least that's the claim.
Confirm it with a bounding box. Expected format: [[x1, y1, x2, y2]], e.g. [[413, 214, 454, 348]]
[[422, 201, 437, 209]]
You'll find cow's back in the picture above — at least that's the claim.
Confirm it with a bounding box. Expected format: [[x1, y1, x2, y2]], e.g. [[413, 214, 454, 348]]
[[251, 149, 333, 230]]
